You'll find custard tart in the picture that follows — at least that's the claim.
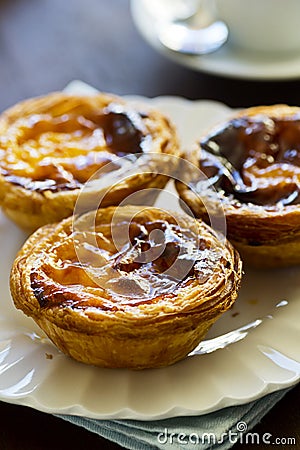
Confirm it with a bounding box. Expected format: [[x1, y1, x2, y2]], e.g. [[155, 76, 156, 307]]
[[176, 105, 300, 267], [0, 92, 179, 231], [10, 205, 242, 369]]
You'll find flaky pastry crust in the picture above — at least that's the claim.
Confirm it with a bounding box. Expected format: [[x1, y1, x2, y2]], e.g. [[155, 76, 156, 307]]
[[177, 105, 300, 268], [10, 206, 242, 369], [0, 92, 179, 232]]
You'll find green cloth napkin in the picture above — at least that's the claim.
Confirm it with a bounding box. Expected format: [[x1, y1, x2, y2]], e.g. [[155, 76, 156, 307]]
[[58, 386, 292, 450]]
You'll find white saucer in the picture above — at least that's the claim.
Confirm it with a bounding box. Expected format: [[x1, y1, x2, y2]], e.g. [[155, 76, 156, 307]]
[[130, 0, 300, 81], [1, 81, 300, 420]]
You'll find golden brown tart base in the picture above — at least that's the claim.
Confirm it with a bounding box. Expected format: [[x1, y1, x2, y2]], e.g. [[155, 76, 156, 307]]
[[0, 92, 179, 232], [177, 105, 300, 268], [10, 206, 242, 369]]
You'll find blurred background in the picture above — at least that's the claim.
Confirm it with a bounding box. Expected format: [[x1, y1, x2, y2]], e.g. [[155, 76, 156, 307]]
[[1, 0, 300, 111]]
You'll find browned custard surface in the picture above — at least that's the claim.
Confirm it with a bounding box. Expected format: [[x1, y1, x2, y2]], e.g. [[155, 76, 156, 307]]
[[28, 208, 234, 316], [199, 114, 300, 208], [0, 95, 151, 192]]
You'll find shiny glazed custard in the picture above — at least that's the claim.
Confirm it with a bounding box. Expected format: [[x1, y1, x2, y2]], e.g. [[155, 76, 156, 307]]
[[0, 93, 178, 231], [199, 114, 300, 208], [0, 102, 149, 192], [29, 209, 233, 312]]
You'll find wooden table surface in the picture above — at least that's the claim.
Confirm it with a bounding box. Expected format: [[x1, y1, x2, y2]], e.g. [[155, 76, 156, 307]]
[[0, 0, 299, 449]]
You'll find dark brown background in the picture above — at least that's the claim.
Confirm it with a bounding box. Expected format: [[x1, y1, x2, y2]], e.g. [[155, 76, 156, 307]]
[[2, 0, 300, 110], [0, 0, 299, 448]]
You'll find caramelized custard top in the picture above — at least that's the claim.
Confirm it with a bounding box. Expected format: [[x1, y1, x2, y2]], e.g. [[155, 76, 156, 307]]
[[199, 115, 300, 207], [0, 103, 149, 192], [30, 212, 226, 312]]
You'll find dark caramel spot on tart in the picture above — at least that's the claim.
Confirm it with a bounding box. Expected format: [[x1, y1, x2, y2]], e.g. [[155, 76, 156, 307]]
[[199, 115, 300, 207], [101, 107, 145, 155]]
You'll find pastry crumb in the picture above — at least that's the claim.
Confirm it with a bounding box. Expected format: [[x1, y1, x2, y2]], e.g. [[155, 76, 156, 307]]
[[45, 353, 53, 360]]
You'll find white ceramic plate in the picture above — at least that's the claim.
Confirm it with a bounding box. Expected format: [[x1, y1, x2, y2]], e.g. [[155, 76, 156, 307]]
[[1, 82, 299, 420], [130, 0, 300, 81]]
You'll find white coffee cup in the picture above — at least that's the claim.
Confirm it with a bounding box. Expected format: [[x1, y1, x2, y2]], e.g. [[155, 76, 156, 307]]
[[214, 0, 300, 54]]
